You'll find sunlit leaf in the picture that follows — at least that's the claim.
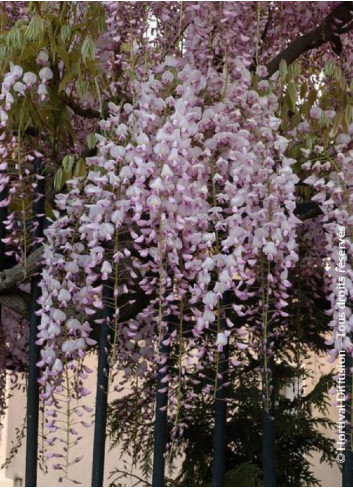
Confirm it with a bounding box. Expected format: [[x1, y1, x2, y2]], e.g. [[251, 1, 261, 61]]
[[62, 154, 74, 172], [86, 133, 97, 150], [54, 167, 64, 190]]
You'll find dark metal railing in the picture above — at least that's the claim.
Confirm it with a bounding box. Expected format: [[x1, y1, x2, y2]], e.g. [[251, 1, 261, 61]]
[[152, 317, 173, 487], [212, 290, 230, 487], [91, 283, 114, 487], [0, 165, 7, 271], [25, 159, 45, 487], [262, 322, 276, 487]]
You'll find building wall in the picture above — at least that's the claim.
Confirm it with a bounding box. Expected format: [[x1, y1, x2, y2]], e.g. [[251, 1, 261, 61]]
[[0, 355, 146, 487]]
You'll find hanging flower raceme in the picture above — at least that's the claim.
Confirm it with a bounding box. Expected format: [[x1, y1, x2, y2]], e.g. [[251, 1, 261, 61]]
[[302, 141, 353, 360], [31, 8, 347, 463]]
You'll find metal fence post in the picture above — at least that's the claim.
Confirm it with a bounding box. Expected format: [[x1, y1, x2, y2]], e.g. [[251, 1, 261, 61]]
[[262, 392, 276, 486], [0, 166, 7, 271], [25, 159, 45, 487], [0, 165, 8, 400], [91, 282, 114, 487], [152, 318, 173, 487], [212, 290, 230, 487], [262, 323, 276, 487]]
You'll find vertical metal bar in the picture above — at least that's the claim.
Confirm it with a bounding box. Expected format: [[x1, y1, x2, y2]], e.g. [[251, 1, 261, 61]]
[[262, 398, 276, 485], [343, 351, 353, 486], [0, 166, 8, 398], [262, 325, 276, 487], [0, 165, 7, 271], [212, 290, 230, 487], [152, 318, 172, 487], [25, 159, 45, 487], [91, 282, 114, 487]]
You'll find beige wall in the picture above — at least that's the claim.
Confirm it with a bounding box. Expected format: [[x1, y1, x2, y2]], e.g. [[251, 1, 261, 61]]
[[0, 355, 145, 487], [0, 375, 14, 487]]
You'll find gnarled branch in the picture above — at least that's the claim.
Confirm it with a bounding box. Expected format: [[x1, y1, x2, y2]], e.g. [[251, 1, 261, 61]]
[[0, 291, 30, 317], [265, 1, 353, 77], [0, 246, 43, 293], [60, 94, 101, 119]]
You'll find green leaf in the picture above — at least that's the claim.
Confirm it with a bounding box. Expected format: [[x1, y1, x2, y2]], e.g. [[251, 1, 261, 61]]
[[299, 82, 307, 100], [81, 35, 96, 62], [324, 61, 335, 77], [345, 104, 353, 125], [46, 21, 57, 61], [86, 133, 97, 150], [331, 111, 343, 137], [76, 80, 90, 98], [62, 154, 74, 173], [0, 46, 7, 63], [74, 159, 87, 178], [55, 44, 70, 69], [14, 19, 28, 28], [286, 81, 297, 112], [318, 112, 329, 128], [305, 134, 317, 149], [6, 27, 22, 50], [334, 65, 342, 82], [279, 59, 287, 82], [55, 155, 75, 190], [54, 168, 64, 190], [25, 15, 45, 41], [86, 2, 106, 36], [60, 24, 72, 44], [288, 61, 301, 77], [308, 89, 317, 107], [322, 128, 330, 148]]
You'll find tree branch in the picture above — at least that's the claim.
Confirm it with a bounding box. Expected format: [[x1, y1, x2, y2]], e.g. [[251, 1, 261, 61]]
[[0, 245, 151, 321], [0, 247, 43, 293], [60, 90, 133, 120], [60, 94, 100, 119], [265, 1, 353, 77], [0, 291, 30, 317]]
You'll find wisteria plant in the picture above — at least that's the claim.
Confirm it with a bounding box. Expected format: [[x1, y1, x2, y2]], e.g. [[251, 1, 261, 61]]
[[0, 1, 353, 486]]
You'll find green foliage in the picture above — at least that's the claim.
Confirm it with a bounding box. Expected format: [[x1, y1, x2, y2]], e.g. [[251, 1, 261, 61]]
[[0, 1, 108, 161], [54, 154, 87, 190], [224, 463, 263, 487], [166, 367, 336, 487]]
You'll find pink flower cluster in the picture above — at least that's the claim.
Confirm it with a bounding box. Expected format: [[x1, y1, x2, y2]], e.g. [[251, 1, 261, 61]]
[[37, 50, 302, 452]]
